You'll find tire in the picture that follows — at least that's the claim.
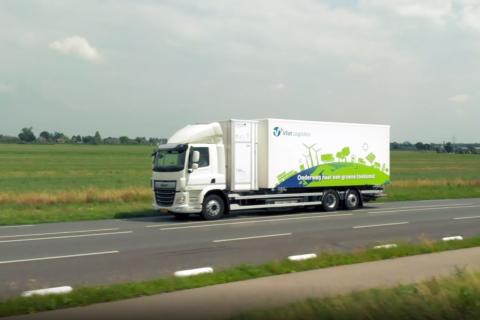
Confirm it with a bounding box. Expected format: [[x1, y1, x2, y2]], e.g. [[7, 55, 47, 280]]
[[201, 194, 225, 220], [172, 212, 190, 220], [344, 189, 361, 210], [322, 189, 340, 212]]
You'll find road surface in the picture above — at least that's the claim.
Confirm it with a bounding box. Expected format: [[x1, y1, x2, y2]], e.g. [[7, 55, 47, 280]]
[[1, 198, 480, 298], [9, 247, 480, 320]]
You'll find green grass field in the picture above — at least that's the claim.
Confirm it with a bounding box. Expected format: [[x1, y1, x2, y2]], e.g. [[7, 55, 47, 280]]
[[0, 144, 479, 225], [234, 270, 480, 320]]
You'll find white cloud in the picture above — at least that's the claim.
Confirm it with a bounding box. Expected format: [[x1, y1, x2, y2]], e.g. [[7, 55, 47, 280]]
[[458, 1, 480, 31], [50, 36, 100, 62], [363, 0, 454, 25], [449, 94, 472, 103]]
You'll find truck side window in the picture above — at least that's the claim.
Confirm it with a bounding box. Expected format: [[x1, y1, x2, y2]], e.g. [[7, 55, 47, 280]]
[[189, 147, 210, 168]]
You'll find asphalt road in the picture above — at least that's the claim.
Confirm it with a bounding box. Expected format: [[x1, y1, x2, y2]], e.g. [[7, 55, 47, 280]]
[[1, 198, 480, 299]]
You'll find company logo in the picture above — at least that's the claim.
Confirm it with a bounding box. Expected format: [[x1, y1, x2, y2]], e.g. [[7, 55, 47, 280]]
[[273, 127, 282, 137], [272, 126, 310, 138]]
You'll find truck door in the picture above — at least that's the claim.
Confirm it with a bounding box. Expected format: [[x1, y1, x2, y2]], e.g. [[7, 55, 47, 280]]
[[187, 146, 213, 189]]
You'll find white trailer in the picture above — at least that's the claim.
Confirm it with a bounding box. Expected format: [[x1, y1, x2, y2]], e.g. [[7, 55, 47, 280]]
[[152, 119, 390, 220]]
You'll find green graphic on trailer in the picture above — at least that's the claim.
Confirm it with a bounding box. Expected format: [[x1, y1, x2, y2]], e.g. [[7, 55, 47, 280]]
[[276, 145, 390, 188]]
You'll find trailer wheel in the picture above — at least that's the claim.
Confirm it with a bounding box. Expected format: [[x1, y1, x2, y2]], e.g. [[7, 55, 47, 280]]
[[344, 189, 360, 210], [322, 190, 339, 211], [201, 194, 225, 220]]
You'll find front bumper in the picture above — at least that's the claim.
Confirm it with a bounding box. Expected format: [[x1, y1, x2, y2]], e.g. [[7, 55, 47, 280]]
[[152, 191, 202, 214]]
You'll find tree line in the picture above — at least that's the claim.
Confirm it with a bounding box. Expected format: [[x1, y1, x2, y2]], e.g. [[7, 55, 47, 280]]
[[391, 141, 480, 154], [0, 127, 167, 145]]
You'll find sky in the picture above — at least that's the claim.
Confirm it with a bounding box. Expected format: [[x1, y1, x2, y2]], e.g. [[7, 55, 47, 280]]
[[0, 0, 479, 142]]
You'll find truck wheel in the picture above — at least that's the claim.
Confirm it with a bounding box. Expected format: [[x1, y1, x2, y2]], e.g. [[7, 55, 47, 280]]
[[344, 189, 360, 210], [201, 194, 225, 220], [322, 190, 339, 211]]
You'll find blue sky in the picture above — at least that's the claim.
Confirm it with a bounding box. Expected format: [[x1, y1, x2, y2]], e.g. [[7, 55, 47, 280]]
[[1, 0, 479, 141]]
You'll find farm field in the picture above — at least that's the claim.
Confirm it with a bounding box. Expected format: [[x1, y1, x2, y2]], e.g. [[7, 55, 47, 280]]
[[0, 144, 479, 225]]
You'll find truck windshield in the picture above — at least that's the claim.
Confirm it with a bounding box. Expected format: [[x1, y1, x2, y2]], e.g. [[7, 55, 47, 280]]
[[153, 147, 187, 172]]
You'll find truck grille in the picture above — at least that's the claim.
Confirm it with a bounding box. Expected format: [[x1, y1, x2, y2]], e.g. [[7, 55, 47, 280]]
[[155, 189, 176, 206]]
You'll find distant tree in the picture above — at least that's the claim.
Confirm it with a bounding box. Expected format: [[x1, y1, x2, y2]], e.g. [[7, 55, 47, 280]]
[[415, 142, 424, 151], [119, 136, 130, 144], [39, 131, 52, 141], [390, 142, 400, 150], [82, 135, 95, 144], [135, 137, 147, 144], [444, 142, 453, 153], [18, 127, 36, 143], [71, 135, 82, 143], [94, 131, 102, 145]]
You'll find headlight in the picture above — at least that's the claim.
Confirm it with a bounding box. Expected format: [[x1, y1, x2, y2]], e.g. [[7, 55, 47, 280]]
[[175, 194, 187, 205]]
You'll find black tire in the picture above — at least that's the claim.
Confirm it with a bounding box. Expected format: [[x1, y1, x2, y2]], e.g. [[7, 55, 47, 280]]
[[201, 194, 225, 220], [322, 189, 340, 212], [172, 212, 190, 220], [344, 189, 361, 210]]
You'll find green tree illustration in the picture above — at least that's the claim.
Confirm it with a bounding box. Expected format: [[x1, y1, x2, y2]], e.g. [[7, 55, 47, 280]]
[[374, 162, 381, 169], [336, 151, 343, 162], [366, 152, 376, 165], [358, 158, 366, 164], [321, 154, 334, 163], [341, 147, 350, 161]]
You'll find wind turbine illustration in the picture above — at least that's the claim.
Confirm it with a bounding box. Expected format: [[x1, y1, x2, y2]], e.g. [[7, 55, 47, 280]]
[[303, 143, 319, 167]]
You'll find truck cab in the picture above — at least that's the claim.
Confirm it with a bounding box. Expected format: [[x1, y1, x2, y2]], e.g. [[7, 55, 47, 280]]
[[152, 123, 227, 219]]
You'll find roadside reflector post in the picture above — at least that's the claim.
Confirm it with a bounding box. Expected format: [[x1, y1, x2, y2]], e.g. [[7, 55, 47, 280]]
[[21, 286, 73, 297], [374, 244, 397, 249], [442, 236, 463, 241], [288, 253, 317, 261], [174, 267, 214, 277]]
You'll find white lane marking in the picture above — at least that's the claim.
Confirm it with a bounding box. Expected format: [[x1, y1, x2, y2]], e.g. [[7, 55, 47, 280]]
[[22, 286, 72, 297], [144, 211, 345, 228], [0, 228, 120, 239], [0, 251, 119, 265], [213, 233, 292, 243], [288, 253, 317, 261], [0, 225, 34, 229], [0, 231, 132, 244], [374, 244, 398, 249], [453, 215, 480, 220], [353, 222, 408, 229], [160, 214, 352, 231], [174, 267, 213, 277], [368, 204, 480, 214], [442, 236, 463, 241]]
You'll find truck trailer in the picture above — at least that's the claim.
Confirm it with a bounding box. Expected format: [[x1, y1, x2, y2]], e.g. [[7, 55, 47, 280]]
[[152, 119, 390, 220]]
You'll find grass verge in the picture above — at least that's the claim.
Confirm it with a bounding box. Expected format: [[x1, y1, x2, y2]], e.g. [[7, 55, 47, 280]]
[[1, 236, 480, 318], [233, 270, 480, 320], [0, 202, 158, 225]]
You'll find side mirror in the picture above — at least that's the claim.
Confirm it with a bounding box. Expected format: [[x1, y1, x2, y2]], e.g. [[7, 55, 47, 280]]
[[192, 150, 200, 163]]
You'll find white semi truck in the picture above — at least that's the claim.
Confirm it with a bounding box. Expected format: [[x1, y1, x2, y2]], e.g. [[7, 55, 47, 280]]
[[152, 119, 390, 220]]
